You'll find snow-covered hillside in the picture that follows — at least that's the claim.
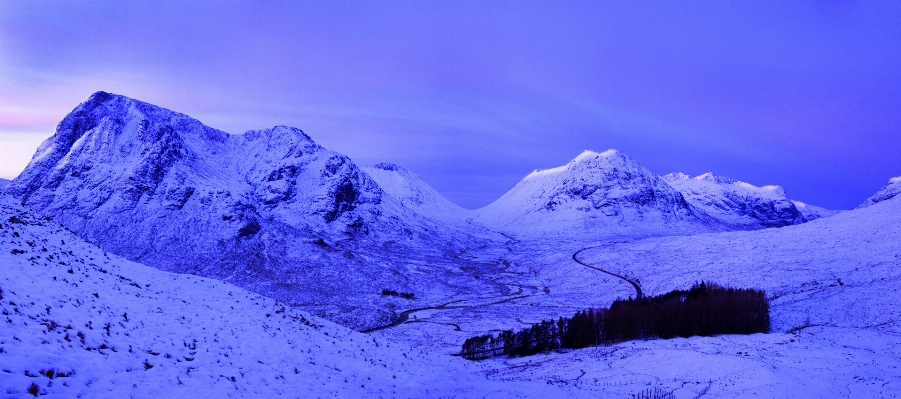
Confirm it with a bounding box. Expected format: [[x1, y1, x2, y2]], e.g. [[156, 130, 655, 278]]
[[4, 184, 899, 398], [858, 176, 901, 208], [2, 92, 504, 330], [791, 200, 842, 221], [475, 150, 713, 237], [0, 192, 589, 398], [662, 172, 813, 228], [363, 162, 471, 223], [0, 178, 9, 190], [370, 187, 901, 398]]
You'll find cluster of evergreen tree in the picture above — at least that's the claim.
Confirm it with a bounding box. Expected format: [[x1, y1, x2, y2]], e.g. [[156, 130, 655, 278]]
[[381, 289, 415, 299], [461, 282, 769, 360]]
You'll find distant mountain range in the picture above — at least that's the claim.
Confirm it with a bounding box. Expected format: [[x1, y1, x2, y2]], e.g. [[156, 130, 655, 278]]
[[7, 91, 889, 329], [374, 149, 839, 235]]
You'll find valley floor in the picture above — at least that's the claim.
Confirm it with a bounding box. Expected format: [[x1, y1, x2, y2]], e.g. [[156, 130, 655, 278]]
[[370, 197, 901, 398], [3, 194, 900, 398]]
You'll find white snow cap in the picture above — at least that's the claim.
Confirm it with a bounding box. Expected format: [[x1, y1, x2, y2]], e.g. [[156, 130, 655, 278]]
[[666, 172, 786, 198], [695, 172, 738, 185], [662, 172, 691, 181], [526, 149, 625, 179]]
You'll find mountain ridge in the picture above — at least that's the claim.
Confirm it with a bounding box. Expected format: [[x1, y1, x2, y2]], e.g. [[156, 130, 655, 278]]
[[662, 171, 809, 229], [473, 149, 713, 237], [3, 91, 503, 330], [858, 176, 901, 209]]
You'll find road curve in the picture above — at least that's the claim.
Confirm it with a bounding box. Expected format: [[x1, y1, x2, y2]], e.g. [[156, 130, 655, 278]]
[[572, 246, 643, 299], [364, 243, 643, 333]]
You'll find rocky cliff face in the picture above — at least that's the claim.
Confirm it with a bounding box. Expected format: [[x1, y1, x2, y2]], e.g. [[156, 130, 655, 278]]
[[4, 92, 501, 329], [662, 172, 808, 229], [7, 92, 384, 234]]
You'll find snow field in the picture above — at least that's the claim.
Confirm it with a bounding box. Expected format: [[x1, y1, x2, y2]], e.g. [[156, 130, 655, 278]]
[[0, 196, 589, 398]]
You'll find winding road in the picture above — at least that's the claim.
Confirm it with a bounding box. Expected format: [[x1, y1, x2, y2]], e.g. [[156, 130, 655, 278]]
[[364, 242, 644, 333], [362, 293, 531, 333], [572, 245, 643, 299]]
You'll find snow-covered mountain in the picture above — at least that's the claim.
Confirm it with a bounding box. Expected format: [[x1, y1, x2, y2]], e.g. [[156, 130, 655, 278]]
[[858, 176, 901, 208], [662, 172, 813, 228], [2, 92, 500, 330], [0, 178, 9, 189], [3, 92, 899, 398], [363, 162, 471, 223], [475, 150, 711, 236]]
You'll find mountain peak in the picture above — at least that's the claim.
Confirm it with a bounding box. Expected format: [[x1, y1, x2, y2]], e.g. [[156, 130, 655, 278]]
[[241, 125, 313, 145], [858, 176, 901, 208], [526, 149, 632, 180], [370, 162, 401, 171], [572, 149, 623, 163], [662, 172, 690, 181], [478, 149, 701, 236], [85, 90, 115, 105], [694, 172, 738, 185], [75, 91, 159, 118], [362, 162, 470, 221]]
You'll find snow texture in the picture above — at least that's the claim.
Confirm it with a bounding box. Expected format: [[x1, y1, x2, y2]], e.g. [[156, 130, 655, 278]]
[[372, 194, 901, 398], [791, 200, 842, 221], [663, 172, 810, 228], [363, 162, 471, 223], [0, 192, 585, 398]]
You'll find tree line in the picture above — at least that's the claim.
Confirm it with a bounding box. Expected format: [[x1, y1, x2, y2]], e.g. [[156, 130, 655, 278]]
[[381, 289, 415, 299], [461, 282, 769, 360]]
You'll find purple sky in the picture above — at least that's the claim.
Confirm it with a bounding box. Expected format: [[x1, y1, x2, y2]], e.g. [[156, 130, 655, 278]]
[[1, 1, 899, 209]]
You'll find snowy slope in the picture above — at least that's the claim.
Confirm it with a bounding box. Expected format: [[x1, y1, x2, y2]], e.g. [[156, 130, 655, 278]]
[[0, 178, 9, 190], [362, 162, 479, 227], [372, 188, 901, 398], [791, 200, 842, 221], [9, 185, 894, 398], [475, 150, 711, 237], [2, 92, 502, 330], [857, 175, 901, 208], [0, 192, 589, 399], [663, 172, 811, 228]]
